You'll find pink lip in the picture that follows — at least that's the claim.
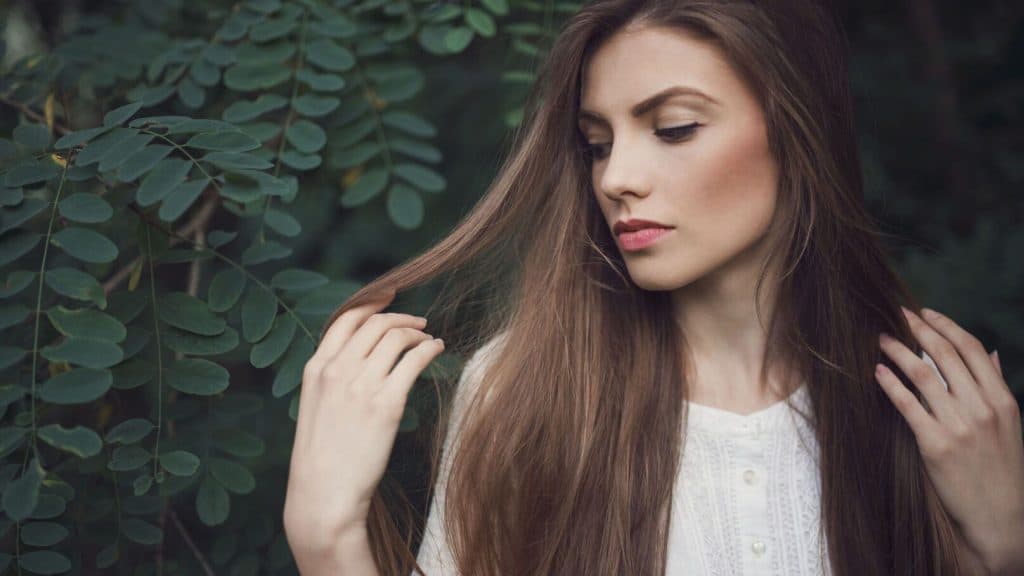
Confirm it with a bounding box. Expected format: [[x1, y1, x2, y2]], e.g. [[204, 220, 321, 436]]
[[617, 227, 673, 251]]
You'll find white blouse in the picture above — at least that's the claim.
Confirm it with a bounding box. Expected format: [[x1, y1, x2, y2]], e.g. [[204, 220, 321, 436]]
[[415, 341, 946, 576]]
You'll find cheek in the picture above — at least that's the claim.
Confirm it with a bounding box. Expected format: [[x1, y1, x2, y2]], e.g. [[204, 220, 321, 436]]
[[683, 123, 777, 232]]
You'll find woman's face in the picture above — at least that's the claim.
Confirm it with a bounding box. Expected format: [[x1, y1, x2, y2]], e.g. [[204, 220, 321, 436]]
[[578, 24, 779, 292]]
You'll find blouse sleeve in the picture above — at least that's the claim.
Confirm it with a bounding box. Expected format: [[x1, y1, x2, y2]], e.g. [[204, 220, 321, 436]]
[[414, 333, 506, 576]]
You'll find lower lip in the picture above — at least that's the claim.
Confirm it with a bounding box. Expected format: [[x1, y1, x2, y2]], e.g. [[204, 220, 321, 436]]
[[617, 227, 673, 251]]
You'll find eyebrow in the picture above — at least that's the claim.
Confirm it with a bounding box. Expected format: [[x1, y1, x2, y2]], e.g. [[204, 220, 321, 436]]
[[577, 85, 719, 125]]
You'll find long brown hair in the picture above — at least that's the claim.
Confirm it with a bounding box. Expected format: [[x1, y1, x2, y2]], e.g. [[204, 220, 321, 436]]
[[323, 1, 973, 574]]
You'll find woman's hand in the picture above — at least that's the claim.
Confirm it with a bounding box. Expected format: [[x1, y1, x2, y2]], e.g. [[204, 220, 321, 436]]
[[875, 306, 1024, 575], [282, 289, 445, 570]]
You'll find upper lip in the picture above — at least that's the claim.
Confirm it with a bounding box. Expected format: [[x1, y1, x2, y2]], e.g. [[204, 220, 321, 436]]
[[613, 218, 673, 236]]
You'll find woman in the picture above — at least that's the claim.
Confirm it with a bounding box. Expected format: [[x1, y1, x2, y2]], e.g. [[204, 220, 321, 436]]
[[283, 1, 1024, 575]]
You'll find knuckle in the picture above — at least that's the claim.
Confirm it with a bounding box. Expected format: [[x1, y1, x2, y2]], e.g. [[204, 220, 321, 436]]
[[973, 408, 997, 428], [996, 394, 1021, 420], [907, 363, 934, 383], [302, 360, 322, 381]]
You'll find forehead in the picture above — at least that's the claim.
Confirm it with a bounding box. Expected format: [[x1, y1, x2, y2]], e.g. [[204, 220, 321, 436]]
[[579, 25, 737, 117]]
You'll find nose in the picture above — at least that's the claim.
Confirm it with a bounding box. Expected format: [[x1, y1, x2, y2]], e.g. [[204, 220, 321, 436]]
[[596, 136, 652, 202]]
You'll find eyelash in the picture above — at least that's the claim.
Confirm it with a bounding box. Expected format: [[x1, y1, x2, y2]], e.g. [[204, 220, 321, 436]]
[[583, 122, 700, 161]]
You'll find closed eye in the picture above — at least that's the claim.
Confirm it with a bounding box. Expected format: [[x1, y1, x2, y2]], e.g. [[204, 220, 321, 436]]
[[583, 122, 701, 161]]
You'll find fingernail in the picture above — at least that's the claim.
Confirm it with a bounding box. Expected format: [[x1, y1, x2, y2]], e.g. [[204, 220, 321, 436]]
[[994, 349, 1000, 365], [921, 307, 939, 320]]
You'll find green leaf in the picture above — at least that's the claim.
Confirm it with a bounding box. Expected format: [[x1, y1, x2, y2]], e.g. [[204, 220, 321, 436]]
[[223, 62, 291, 91], [196, 473, 229, 526], [212, 428, 266, 458], [295, 68, 346, 91], [40, 339, 123, 369], [208, 267, 247, 312], [201, 151, 272, 170], [160, 450, 200, 476], [393, 162, 446, 193], [241, 239, 291, 265], [0, 230, 41, 267], [0, 269, 35, 298], [340, 167, 388, 207], [271, 268, 328, 292], [121, 518, 163, 545], [20, 521, 70, 547], [18, 550, 71, 575], [13, 123, 51, 152], [292, 94, 340, 117], [3, 457, 43, 521], [222, 94, 289, 123], [50, 227, 119, 263], [272, 337, 314, 397], [285, 120, 326, 154], [44, 267, 106, 308], [158, 177, 209, 221], [136, 157, 191, 207], [163, 325, 240, 356], [54, 125, 112, 150], [185, 130, 261, 152], [235, 40, 294, 65], [167, 358, 230, 395], [108, 445, 151, 471], [241, 286, 277, 343], [0, 197, 46, 234], [3, 158, 61, 187], [117, 144, 174, 182], [46, 305, 126, 342], [390, 136, 441, 164], [250, 314, 296, 368], [209, 458, 256, 494], [465, 8, 496, 37], [73, 127, 138, 167], [387, 183, 423, 229], [104, 101, 145, 127], [165, 118, 237, 134], [58, 193, 114, 223], [38, 424, 103, 458], [104, 418, 154, 444], [330, 141, 382, 169], [190, 58, 221, 87], [381, 110, 437, 138], [97, 133, 155, 172], [158, 292, 226, 336], [263, 209, 301, 237], [279, 150, 321, 171], [0, 304, 29, 330], [305, 38, 355, 72], [0, 345, 26, 370], [177, 77, 206, 109], [444, 26, 474, 53], [481, 0, 509, 15]]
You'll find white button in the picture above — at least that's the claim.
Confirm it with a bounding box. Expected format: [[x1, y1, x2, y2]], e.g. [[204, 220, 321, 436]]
[[751, 540, 767, 556], [743, 469, 757, 484]]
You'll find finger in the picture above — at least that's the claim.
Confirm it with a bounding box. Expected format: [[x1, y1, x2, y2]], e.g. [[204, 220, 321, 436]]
[[296, 291, 394, 446], [990, 350, 1002, 379], [329, 312, 427, 368], [357, 326, 434, 391], [919, 307, 1008, 408], [879, 331, 960, 424], [383, 337, 445, 401], [311, 291, 395, 370], [902, 307, 988, 419], [875, 362, 943, 445]]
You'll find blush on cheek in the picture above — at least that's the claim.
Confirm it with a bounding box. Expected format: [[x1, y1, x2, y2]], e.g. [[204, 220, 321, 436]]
[[695, 121, 778, 231]]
